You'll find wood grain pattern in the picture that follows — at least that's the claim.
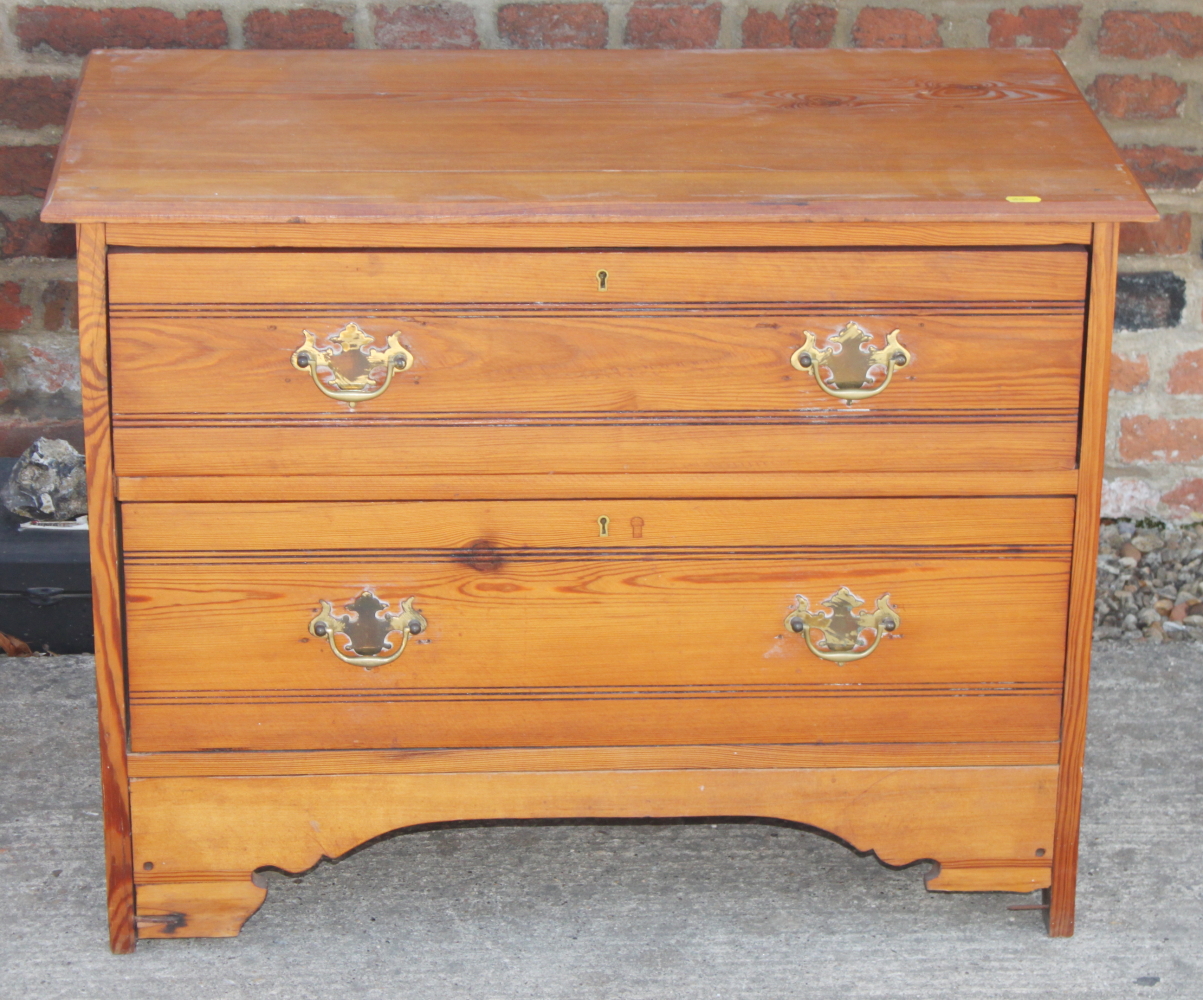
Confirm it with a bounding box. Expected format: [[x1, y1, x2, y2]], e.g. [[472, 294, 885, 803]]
[[108, 312, 1085, 418], [107, 248, 1088, 305], [42, 50, 1156, 224], [103, 221, 1093, 248], [112, 420, 1079, 478], [1048, 222, 1118, 937], [105, 249, 1086, 477], [121, 498, 1071, 751], [122, 497, 1074, 551], [76, 223, 137, 954], [115, 470, 1079, 503], [127, 742, 1062, 777], [129, 766, 1058, 937]]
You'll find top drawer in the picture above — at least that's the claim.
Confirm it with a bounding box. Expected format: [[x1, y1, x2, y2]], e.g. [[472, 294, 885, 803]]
[[107, 249, 1087, 477]]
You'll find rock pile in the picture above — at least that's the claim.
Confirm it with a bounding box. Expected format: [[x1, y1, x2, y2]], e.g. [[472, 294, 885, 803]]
[[1095, 521, 1203, 643]]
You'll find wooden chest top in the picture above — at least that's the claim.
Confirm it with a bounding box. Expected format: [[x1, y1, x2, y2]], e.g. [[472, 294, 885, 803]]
[[43, 49, 1155, 225]]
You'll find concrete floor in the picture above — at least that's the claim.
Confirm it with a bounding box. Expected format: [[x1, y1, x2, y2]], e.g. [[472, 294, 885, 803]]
[[1, 643, 1199, 1000]]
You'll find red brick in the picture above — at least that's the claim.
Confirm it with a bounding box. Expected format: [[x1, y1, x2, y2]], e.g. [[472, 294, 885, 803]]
[[0, 146, 57, 199], [0, 77, 76, 131], [1121, 146, 1203, 191], [852, 8, 942, 48], [1168, 349, 1203, 395], [498, 3, 607, 48], [1161, 479, 1203, 513], [1119, 415, 1203, 464], [987, 6, 1080, 49], [374, 4, 479, 48], [1097, 11, 1203, 59], [0, 214, 76, 259], [244, 9, 352, 49], [1119, 213, 1191, 256], [1111, 353, 1149, 392], [42, 281, 78, 332], [625, 0, 721, 49], [0, 282, 31, 332], [16, 6, 227, 55], [1087, 74, 1186, 121], [742, 4, 836, 48]]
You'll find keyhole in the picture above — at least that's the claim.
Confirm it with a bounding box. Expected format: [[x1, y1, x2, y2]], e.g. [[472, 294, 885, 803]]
[[598, 516, 610, 537], [630, 517, 644, 538], [597, 270, 608, 291]]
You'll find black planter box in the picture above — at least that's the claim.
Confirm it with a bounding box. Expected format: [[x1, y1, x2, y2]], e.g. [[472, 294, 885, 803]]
[[0, 457, 93, 654]]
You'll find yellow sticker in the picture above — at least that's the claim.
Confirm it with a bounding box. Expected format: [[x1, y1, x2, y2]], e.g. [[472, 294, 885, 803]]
[[1006, 195, 1042, 203]]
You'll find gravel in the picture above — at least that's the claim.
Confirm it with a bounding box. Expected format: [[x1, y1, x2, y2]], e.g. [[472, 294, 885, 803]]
[[1094, 520, 1203, 644]]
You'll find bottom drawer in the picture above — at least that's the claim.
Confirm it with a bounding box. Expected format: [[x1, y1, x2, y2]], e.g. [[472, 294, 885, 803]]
[[122, 497, 1072, 751]]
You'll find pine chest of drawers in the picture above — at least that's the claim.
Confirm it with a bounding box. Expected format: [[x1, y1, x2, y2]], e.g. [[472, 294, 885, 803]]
[[43, 48, 1156, 952]]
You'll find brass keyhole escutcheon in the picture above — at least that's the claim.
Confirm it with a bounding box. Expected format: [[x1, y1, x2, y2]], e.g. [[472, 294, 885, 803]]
[[597, 269, 608, 291], [598, 516, 610, 537]]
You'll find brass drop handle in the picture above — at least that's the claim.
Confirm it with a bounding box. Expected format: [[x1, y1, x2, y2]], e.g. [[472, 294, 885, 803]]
[[309, 590, 427, 670], [291, 322, 414, 406], [790, 322, 912, 401], [785, 587, 899, 664]]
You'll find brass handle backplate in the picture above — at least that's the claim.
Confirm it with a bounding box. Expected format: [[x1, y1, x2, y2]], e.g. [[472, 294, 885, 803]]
[[785, 587, 899, 664], [790, 322, 911, 401], [291, 322, 413, 407], [309, 590, 427, 669]]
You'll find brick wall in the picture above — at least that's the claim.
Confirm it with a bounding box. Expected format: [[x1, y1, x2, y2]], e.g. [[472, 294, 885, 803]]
[[1, 1, 1200, 518]]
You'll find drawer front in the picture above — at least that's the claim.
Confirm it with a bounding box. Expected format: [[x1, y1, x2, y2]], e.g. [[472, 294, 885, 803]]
[[123, 498, 1071, 751], [108, 249, 1086, 477]]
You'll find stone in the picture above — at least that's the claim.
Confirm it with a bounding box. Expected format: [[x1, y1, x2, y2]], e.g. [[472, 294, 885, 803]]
[[1119, 541, 1143, 561], [0, 437, 87, 522], [1138, 607, 1163, 626], [1170, 604, 1189, 622], [1130, 534, 1164, 553]]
